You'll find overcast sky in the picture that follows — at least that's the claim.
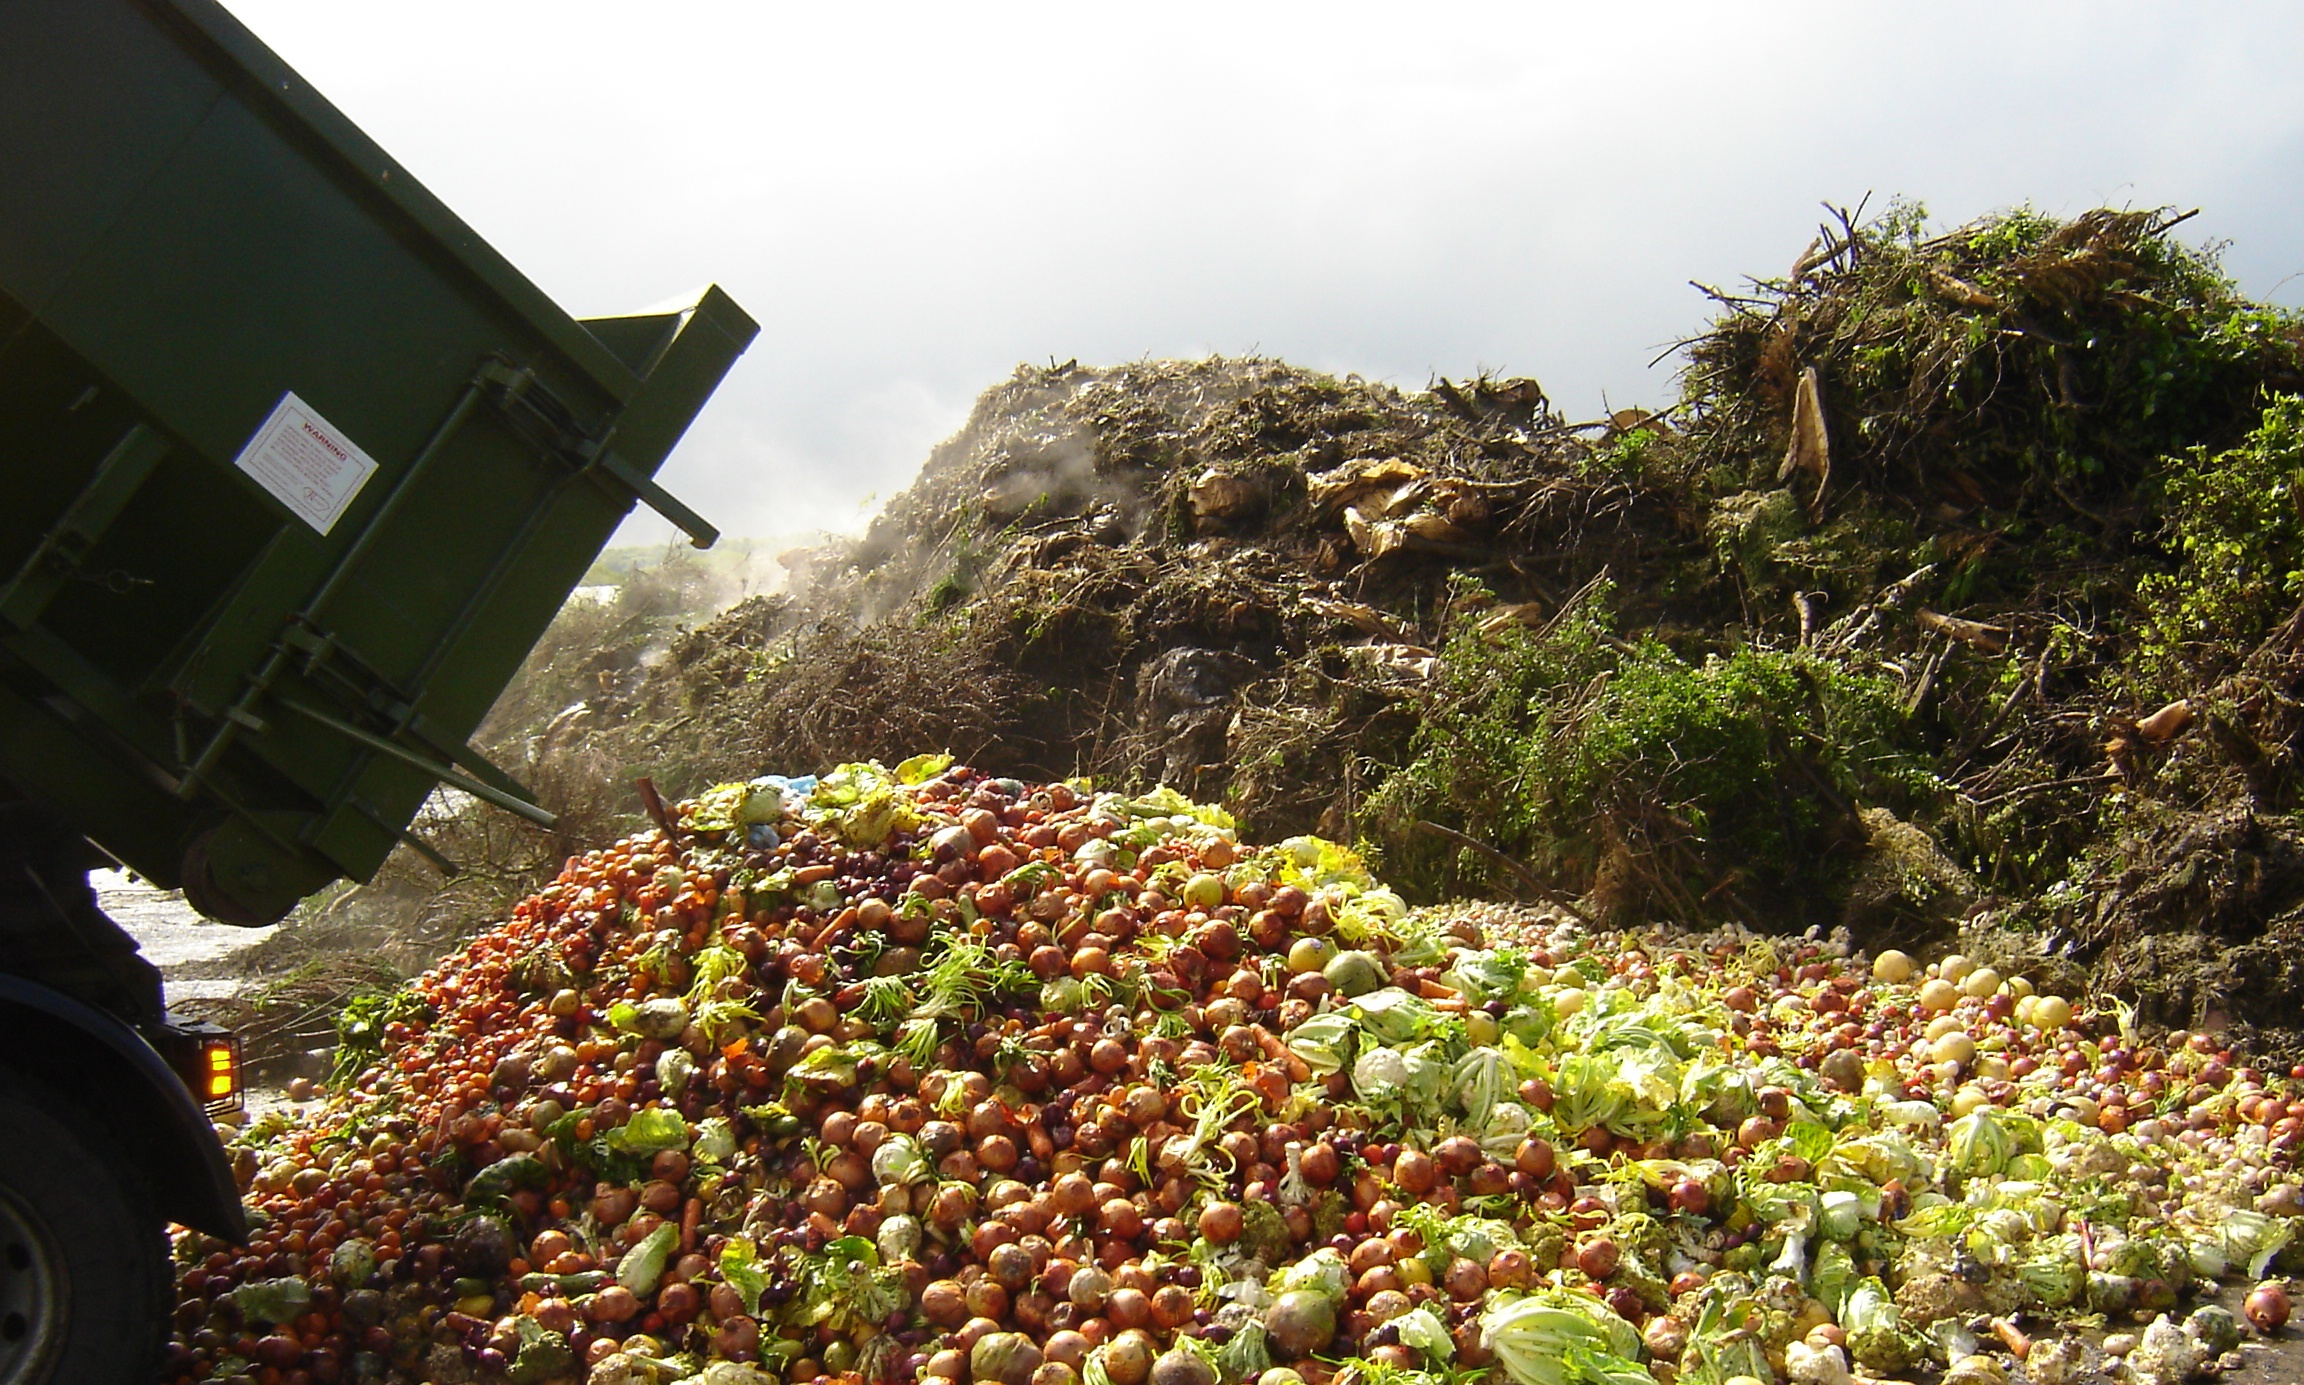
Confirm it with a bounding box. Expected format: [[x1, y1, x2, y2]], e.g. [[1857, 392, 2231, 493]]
[[219, 1, 2304, 548]]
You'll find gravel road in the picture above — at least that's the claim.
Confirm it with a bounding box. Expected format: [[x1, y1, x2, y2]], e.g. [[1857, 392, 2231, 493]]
[[95, 867, 272, 1004]]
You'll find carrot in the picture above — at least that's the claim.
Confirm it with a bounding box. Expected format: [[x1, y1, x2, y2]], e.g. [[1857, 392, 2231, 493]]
[[1990, 1318, 2031, 1360], [680, 1195, 704, 1253]]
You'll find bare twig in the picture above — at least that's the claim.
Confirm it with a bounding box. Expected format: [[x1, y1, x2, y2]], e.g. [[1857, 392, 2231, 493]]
[[1964, 772, 2117, 810], [1412, 820, 1594, 925]]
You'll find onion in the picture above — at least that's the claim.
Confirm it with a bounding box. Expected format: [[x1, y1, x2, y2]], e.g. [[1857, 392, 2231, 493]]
[[1069, 1265, 1113, 1309], [1393, 1147, 1438, 1194], [1488, 1248, 1533, 1290], [922, 1278, 968, 1326], [2248, 1283, 2291, 1333], [1435, 1135, 1482, 1175], [974, 1332, 1046, 1385], [1150, 1346, 1218, 1385], [1576, 1236, 1620, 1279], [1104, 1330, 1158, 1385], [1198, 1201, 1244, 1243], [1643, 1314, 1689, 1361], [1265, 1289, 1338, 1355]]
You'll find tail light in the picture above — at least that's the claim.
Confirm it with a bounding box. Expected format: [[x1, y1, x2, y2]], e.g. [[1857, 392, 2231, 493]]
[[153, 1015, 243, 1115]]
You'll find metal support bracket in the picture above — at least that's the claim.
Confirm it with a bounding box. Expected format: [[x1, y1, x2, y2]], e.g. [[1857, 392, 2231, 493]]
[[0, 424, 167, 629], [596, 450, 718, 549], [272, 697, 556, 828]]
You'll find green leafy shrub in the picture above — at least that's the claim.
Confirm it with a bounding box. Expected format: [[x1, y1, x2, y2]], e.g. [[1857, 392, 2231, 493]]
[[1366, 584, 1928, 928], [2130, 394, 2304, 695], [1681, 205, 2302, 579]]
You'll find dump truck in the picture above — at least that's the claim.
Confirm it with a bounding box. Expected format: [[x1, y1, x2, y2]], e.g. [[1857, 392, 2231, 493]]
[[0, 2, 756, 1377]]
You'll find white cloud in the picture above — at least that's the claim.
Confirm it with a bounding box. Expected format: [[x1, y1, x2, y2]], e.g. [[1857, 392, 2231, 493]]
[[221, 0, 2304, 544]]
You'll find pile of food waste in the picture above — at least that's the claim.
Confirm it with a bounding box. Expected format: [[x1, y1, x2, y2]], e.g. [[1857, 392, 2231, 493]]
[[171, 759, 2304, 1385]]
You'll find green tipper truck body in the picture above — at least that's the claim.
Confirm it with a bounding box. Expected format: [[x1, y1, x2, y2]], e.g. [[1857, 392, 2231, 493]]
[[0, 3, 755, 1376], [0, 0, 755, 929]]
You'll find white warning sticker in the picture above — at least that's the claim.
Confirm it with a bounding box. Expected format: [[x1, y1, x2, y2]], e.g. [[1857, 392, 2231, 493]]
[[230, 392, 379, 535]]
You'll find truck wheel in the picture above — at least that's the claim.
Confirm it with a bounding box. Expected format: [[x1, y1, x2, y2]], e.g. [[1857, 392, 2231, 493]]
[[0, 1072, 168, 1385]]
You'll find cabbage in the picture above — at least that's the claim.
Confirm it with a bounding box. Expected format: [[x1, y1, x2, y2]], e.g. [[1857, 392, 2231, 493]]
[[719, 1236, 770, 1315], [1393, 1305, 1455, 1360], [1352, 988, 1439, 1045], [1972, 1209, 2030, 1262], [1274, 836, 1375, 891], [1827, 1128, 1928, 1186], [327, 1237, 377, 1290], [805, 762, 922, 847], [1552, 1049, 1673, 1136], [1270, 1249, 1349, 1304], [682, 781, 754, 833], [1841, 1278, 1925, 1373], [877, 1214, 923, 1264], [1213, 1321, 1271, 1384], [654, 1047, 695, 1099], [605, 1107, 691, 1158], [1818, 1190, 1863, 1242], [692, 1116, 738, 1163], [872, 1133, 933, 1187], [1678, 1289, 1775, 1385], [231, 1276, 311, 1326], [1400, 1042, 1451, 1116], [2205, 1208, 2294, 1279], [1284, 1013, 1357, 1075], [1811, 1240, 1859, 1318], [2018, 1239, 2086, 1309], [1482, 1290, 1645, 1385], [1113, 785, 1235, 829], [784, 1039, 885, 1090], [2186, 1304, 2244, 1356], [606, 996, 689, 1040], [1454, 1046, 1514, 1130], [1443, 948, 1528, 1003], [1396, 1202, 1525, 1270], [1943, 1108, 2038, 1183], [616, 1222, 677, 1296]]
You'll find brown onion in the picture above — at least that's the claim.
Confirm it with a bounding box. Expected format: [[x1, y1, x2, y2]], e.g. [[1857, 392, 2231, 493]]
[[2248, 1283, 2291, 1333]]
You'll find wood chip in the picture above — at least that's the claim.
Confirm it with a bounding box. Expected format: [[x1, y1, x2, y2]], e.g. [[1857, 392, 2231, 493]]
[[1914, 607, 2010, 652], [1777, 366, 1832, 515]]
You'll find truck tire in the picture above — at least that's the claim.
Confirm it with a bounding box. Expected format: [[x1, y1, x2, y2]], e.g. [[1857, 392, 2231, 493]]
[[0, 1069, 168, 1385]]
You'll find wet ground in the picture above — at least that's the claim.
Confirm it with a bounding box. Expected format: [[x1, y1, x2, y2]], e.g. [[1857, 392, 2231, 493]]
[[2099, 1283, 2304, 1385], [97, 867, 273, 1004], [99, 869, 314, 1118]]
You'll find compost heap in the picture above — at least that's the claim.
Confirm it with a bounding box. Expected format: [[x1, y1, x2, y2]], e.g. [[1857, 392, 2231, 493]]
[[175, 760, 2304, 1385], [481, 203, 2304, 1059]]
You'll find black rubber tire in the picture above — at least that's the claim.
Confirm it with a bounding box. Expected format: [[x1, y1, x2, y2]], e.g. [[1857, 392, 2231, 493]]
[[0, 1069, 168, 1385]]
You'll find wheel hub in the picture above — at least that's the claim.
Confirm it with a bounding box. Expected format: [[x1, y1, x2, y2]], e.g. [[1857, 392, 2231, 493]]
[[0, 1185, 63, 1385]]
